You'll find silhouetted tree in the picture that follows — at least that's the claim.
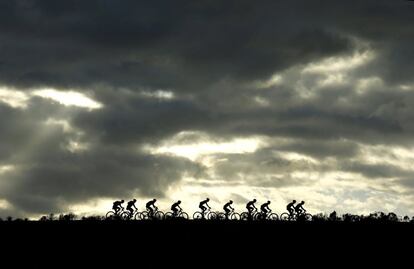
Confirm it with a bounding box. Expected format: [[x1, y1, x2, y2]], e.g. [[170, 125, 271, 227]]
[[329, 211, 338, 221], [59, 213, 77, 221]]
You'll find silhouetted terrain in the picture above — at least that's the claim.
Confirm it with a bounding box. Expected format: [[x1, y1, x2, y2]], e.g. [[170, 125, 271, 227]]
[[1, 210, 413, 223], [3, 211, 413, 260]]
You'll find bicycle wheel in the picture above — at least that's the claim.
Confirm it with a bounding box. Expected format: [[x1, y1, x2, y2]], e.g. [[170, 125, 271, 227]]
[[154, 211, 164, 220], [106, 211, 116, 219], [240, 212, 250, 221], [280, 213, 290, 221], [193, 212, 203, 220], [165, 212, 174, 220], [255, 213, 264, 221], [231, 213, 241, 220], [180, 212, 189, 220], [268, 213, 279, 221], [208, 212, 218, 220], [120, 211, 131, 220], [134, 212, 142, 220], [140, 211, 149, 220], [218, 213, 227, 220]]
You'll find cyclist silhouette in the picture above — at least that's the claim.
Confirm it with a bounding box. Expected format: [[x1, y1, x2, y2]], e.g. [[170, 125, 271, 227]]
[[171, 200, 182, 217], [113, 200, 124, 214], [199, 198, 211, 218], [223, 200, 234, 219], [260, 201, 271, 215], [287, 200, 296, 217], [295, 201, 306, 215], [146, 199, 157, 216], [126, 199, 137, 217], [246, 199, 257, 217]]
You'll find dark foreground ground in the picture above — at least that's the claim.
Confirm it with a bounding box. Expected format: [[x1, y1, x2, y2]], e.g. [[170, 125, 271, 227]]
[[2, 220, 413, 244], [1, 220, 410, 266], [1, 220, 412, 265]]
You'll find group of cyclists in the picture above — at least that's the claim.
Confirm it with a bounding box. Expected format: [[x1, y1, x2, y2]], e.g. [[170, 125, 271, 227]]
[[111, 198, 308, 220]]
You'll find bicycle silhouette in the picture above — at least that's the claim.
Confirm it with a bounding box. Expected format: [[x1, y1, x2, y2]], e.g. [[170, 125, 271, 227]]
[[165, 210, 189, 220], [193, 208, 218, 220], [139, 207, 165, 220], [240, 208, 260, 221], [218, 209, 241, 220], [120, 210, 139, 220], [280, 211, 312, 221], [255, 210, 279, 221], [106, 208, 126, 219]]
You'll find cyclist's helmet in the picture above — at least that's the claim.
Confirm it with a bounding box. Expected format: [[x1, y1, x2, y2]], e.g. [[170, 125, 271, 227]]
[[133, 199, 137, 202], [301, 201, 305, 204], [293, 200, 296, 203], [230, 200, 233, 203], [253, 199, 257, 202], [267, 200, 271, 204], [121, 200, 124, 203], [153, 198, 157, 202], [178, 200, 181, 204], [206, 198, 210, 201]]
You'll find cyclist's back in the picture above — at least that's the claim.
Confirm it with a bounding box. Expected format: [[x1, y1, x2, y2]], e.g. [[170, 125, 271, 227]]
[[146, 199, 157, 215], [295, 201, 305, 214], [199, 198, 209, 209], [246, 199, 257, 214], [260, 201, 271, 214], [171, 200, 182, 216], [287, 200, 296, 215], [127, 199, 136, 208], [112, 200, 124, 213], [224, 201, 233, 212], [223, 200, 234, 218]]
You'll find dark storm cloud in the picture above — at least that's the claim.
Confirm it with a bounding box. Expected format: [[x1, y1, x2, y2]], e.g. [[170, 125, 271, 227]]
[[277, 140, 360, 159], [208, 148, 320, 187], [340, 162, 414, 179], [0, 0, 358, 90], [0, 0, 412, 91]]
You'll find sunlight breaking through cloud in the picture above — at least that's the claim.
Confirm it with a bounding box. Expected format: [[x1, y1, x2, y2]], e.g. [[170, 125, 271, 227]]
[[144, 132, 264, 161], [33, 89, 102, 109], [0, 87, 30, 108]]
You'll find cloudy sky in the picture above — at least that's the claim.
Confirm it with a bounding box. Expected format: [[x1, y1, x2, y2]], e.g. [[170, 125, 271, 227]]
[[1, 0, 414, 218]]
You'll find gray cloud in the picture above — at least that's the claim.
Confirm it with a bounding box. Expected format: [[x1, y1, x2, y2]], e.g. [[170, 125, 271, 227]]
[[0, 98, 200, 216]]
